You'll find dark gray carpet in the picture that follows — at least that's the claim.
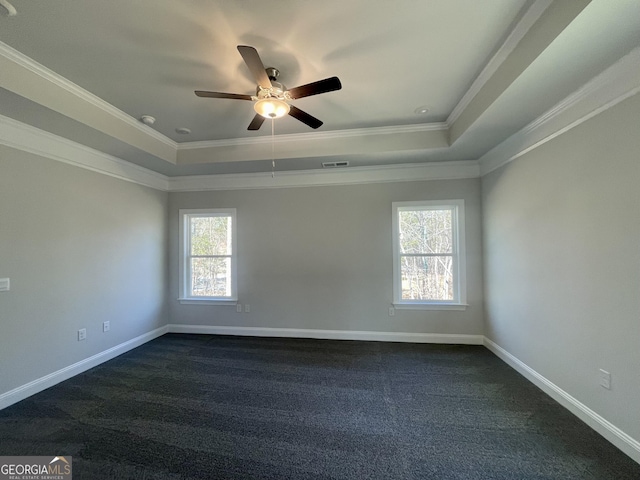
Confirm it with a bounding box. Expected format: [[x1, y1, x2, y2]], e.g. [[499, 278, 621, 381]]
[[0, 334, 638, 479]]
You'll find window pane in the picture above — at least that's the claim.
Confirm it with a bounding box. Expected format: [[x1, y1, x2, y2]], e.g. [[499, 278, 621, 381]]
[[190, 216, 232, 256], [400, 255, 453, 301], [190, 257, 232, 297], [399, 209, 452, 254]]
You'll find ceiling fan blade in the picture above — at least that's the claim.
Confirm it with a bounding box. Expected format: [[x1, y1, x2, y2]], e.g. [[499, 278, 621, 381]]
[[248, 114, 266, 131], [288, 105, 323, 129], [287, 76, 342, 99], [237, 45, 272, 89], [195, 91, 253, 100]]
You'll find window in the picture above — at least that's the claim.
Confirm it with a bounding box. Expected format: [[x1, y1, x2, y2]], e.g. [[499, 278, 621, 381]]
[[392, 200, 466, 309], [179, 209, 237, 304]]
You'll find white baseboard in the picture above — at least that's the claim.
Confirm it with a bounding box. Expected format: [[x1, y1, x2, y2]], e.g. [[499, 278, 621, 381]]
[[6, 324, 636, 466], [483, 337, 640, 464], [0, 326, 480, 411], [166, 324, 484, 344], [0, 325, 168, 410]]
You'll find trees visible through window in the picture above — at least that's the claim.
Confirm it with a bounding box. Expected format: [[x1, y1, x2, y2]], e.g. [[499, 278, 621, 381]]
[[399, 208, 453, 300], [392, 201, 466, 307], [179, 209, 237, 302]]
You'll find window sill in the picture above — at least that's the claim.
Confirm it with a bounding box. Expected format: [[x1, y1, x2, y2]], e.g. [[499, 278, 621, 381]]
[[178, 298, 238, 306], [393, 302, 468, 311]]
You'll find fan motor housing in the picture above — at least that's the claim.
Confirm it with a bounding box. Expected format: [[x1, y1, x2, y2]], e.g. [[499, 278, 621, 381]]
[[256, 68, 289, 100], [265, 67, 280, 81], [195, 46, 341, 130]]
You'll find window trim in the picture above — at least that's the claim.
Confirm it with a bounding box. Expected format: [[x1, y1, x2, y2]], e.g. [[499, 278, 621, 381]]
[[392, 200, 467, 310], [178, 208, 238, 304]]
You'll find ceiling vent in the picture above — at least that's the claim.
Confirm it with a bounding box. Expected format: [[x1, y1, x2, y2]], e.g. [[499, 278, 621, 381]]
[[322, 161, 349, 168]]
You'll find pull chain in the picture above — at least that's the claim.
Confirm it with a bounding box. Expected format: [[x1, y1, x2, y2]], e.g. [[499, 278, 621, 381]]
[[271, 118, 275, 178]]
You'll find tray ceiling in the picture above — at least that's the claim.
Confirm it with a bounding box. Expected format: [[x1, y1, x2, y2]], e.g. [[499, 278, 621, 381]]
[[0, 0, 639, 176]]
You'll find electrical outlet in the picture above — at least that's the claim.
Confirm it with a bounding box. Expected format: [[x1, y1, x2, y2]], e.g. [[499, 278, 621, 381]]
[[236, 303, 242, 313], [244, 304, 250, 313], [78, 328, 87, 341], [389, 307, 395, 316], [103, 321, 110, 332], [599, 369, 611, 390]]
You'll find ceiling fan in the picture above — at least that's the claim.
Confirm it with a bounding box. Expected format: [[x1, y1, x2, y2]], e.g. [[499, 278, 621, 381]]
[[195, 45, 342, 131]]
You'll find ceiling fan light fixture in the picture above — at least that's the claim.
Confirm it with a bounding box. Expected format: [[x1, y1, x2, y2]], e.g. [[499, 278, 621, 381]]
[[254, 98, 290, 119], [195, 45, 341, 130]]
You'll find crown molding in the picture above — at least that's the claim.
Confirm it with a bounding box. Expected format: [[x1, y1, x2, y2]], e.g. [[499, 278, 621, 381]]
[[0, 112, 477, 192], [0, 40, 177, 150], [167, 160, 480, 192], [177, 125, 449, 165], [0, 39, 451, 164], [447, 0, 590, 145], [520, 46, 639, 136], [0, 114, 169, 191], [446, 0, 552, 127], [4, 39, 638, 192], [177, 122, 448, 151], [479, 46, 640, 176], [4, 26, 635, 191]]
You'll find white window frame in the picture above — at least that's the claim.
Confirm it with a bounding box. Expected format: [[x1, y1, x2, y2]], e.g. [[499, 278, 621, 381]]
[[392, 200, 467, 310], [179, 208, 237, 305]]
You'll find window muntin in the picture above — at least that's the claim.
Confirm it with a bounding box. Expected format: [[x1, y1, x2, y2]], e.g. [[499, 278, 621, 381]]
[[179, 209, 237, 302], [392, 201, 466, 307]]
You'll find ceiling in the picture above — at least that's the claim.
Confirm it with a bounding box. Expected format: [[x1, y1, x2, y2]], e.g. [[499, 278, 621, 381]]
[[0, 0, 639, 177]]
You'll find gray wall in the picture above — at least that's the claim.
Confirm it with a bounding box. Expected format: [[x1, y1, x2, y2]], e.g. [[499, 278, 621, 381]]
[[482, 93, 640, 442], [0, 145, 168, 394], [169, 178, 484, 335]]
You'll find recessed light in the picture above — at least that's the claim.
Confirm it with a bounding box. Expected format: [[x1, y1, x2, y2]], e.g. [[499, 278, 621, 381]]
[[175, 127, 191, 135], [140, 115, 156, 126], [414, 106, 430, 115]]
